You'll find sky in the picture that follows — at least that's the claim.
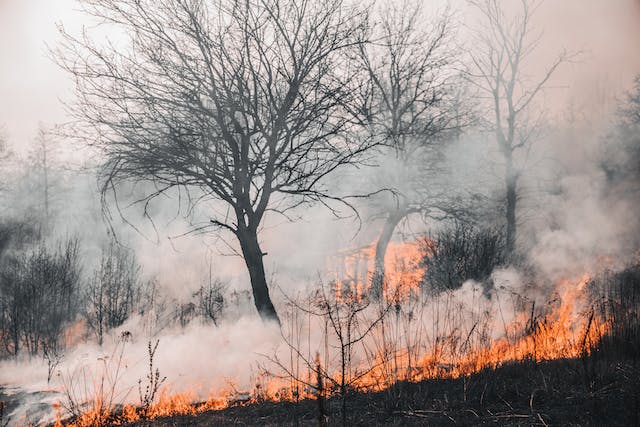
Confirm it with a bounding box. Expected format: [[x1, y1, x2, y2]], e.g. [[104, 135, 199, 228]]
[[0, 0, 639, 150], [0, 0, 80, 149]]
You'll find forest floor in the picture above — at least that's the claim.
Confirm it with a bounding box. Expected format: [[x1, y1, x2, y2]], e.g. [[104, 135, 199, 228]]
[[118, 354, 640, 427]]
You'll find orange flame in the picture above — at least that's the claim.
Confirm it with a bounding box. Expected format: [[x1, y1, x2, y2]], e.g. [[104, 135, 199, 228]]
[[56, 242, 612, 426], [328, 240, 424, 302]]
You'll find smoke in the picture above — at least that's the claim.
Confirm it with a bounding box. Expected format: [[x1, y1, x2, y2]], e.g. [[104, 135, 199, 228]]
[[0, 316, 283, 425], [1, 0, 639, 425], [1, 0, 638, 285]]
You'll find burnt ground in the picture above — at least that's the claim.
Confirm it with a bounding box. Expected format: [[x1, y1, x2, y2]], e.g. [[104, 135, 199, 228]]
[[1, 386, 60, 426], [119, 354, 640, 427]]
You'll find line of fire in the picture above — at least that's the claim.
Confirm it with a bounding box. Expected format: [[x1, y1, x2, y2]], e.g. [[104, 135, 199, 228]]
[[0, 0, 639, 426]]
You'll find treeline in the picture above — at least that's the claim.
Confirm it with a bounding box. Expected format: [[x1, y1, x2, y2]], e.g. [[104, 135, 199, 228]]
[[0, 222, 78, 357], [0, 0, 639, 358], [0, 218, 232, 359]]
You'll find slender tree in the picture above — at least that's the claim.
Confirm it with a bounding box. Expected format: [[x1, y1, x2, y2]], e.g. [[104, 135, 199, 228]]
[[465, 0, 568, 255], [30, 123, 62, 227], [0, 124, 12, 196], [602, 75, 640, 195], [357, 1, 464, 295], [56, 0, 372, 324], [0, 124, 6, 159]]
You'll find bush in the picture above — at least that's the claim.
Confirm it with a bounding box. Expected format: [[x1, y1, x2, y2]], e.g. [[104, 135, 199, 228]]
[[193, 277, 226, 326], [592, 264, 640, 360], [420, 221, 506, 292], [0, 237, 81, 357], [0, 218, 40, 259], [83, 241, 143, 345]]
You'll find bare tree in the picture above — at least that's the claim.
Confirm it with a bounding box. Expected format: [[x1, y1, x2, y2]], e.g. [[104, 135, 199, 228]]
[[268, 283, 391, 426], [357, 1, 464, 294], [35, 125, 52, 222], [194, 271, 226, 326], [0, 124, 13, 198], [84, 241, 142, 345], [0, 124, 7, 162], [602, 75, 640, 189], [465, 0, 569, 255], [621, 76, 640, 126], [0, 238, 81, 357], [0, 124, 65, 233], [56, 0, 372, 324], [29, 123, 63, 230]]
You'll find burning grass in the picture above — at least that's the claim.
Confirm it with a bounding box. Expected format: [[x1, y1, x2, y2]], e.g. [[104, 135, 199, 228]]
[[122, 357, 640, 426], [45, 242, 640, 427]]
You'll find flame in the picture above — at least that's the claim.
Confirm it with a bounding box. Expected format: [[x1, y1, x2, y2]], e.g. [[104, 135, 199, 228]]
[[63, 320, 87, 349], [55, 387, 234, 427], [54, 241, 613, 426], [328, 240, 424, 302], [412, 274, 609, 379]]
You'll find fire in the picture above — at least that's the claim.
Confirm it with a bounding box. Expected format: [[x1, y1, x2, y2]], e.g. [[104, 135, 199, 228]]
[[63, 320, 88, 349], [419, 274, 609, 378], [328, 240, 424, 302], [52, 241, 613, 426], [54, 387, 234, 427], [321, 272, 610, 392], [322, 243, 611, 388]]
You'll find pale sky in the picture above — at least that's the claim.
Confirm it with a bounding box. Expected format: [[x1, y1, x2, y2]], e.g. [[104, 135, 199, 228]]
[[0, 0, 82, 149], [0, 0, 639, 150]]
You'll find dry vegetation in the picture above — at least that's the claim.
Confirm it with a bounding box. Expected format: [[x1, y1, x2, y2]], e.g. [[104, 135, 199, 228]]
[[0, 1, 639, 426], [33, 258, 638, 427]]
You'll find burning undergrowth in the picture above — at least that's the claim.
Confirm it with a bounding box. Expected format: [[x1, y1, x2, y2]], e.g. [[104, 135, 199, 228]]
[[1, 241, 633, 427], [1, 0, 639, 425]]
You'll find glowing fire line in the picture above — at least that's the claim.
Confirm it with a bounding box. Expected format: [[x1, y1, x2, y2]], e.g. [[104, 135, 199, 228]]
[[53, 242, 610, 427]]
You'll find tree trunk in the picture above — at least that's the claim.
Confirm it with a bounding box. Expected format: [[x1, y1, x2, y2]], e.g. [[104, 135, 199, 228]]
[[371, 210, 407, 298], [11, 323, 19, 356], [505, 157, 517, 255], [237, 228, 281, 325]]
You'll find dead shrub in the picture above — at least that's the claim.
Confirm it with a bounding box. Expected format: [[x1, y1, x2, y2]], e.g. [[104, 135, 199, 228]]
[[420, 221, 506, 292]]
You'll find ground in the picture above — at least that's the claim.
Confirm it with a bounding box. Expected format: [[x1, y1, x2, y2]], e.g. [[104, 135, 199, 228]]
[[115, 355, 640, 426]]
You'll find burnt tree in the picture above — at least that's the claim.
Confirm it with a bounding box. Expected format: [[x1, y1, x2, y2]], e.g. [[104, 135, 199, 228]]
[[56, 0, 372, 324]]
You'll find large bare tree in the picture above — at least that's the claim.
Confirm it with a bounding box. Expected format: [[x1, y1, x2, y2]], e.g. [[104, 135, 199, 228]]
[[466, 0, 568, 255], [56, 0, 371, 324], [357, 1, 464, 294]]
